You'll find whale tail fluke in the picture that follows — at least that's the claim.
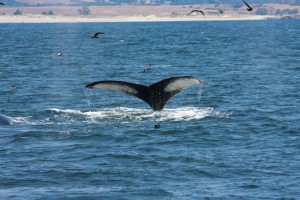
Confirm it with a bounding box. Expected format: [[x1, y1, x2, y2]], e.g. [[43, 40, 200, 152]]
[[86, 76, 203, 111]]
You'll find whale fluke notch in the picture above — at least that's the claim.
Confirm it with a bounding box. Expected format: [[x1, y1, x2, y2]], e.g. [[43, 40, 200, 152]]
[[86, 76, 204, 111]]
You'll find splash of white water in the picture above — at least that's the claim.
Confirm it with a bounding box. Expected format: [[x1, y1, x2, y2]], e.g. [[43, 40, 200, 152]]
[[47, 106, 215, 123]]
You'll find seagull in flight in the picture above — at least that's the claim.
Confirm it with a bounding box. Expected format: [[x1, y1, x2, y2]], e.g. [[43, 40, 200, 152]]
[[187, 10, 206, 18], [89, 32, 104, 38], [242, 0, 263, 12]]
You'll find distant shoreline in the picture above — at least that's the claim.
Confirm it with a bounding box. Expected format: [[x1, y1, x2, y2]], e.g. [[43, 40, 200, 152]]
[[0, 14, 278, 23], [0, 4, 297, 23]]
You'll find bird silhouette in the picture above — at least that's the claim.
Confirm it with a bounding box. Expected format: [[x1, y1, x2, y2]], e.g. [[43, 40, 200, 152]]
[[89, 32, 104, 38], [242, 0, 263, 12], [187, 10, 206, 18]]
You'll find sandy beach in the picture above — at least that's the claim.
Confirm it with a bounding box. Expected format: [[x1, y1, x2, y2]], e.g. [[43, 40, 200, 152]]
[[0, 4, 296, 23], [0, 14, 276, 23]]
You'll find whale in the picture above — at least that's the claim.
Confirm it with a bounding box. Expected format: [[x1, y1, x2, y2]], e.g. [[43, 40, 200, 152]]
[[86, 76, 204, 111], [0, 114, 14, 125]]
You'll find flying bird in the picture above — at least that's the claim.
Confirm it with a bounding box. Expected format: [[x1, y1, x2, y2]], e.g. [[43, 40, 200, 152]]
[[187, 10, 206, 18], [242, 0, 263, 12], [89, 32, 104, 38], [86, 76, 204, 111], [0, 3, 5, 5]]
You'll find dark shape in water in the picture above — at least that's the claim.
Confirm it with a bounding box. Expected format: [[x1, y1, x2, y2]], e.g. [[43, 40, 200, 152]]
[[86, 76, 204, 111], [89, 32, 104, 38], [155, 123, 161, 129], [0, 114, 13, 125]]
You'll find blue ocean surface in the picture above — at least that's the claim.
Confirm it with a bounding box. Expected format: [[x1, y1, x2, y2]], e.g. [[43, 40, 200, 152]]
[[0, 19, 299, 199]]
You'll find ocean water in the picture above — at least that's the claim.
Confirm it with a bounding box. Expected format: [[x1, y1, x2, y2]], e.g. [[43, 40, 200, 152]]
[[0, 20, 299, 199]]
